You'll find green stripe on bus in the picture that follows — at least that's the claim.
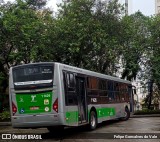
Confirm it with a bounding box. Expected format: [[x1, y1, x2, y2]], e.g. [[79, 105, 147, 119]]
[[16, 91, 52, 114], [66, 107, 115, 123], [66, 111, 78, 123], [96, 108, 115, 118]]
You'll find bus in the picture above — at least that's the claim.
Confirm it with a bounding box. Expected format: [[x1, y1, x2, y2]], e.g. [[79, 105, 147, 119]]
[[9, 62, 134, 131]]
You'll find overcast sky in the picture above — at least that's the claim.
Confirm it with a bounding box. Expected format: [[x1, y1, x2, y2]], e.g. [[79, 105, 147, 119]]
[[131, 0, 155, 16], [47, 0, 155, 16], [5, 0, 156, 16]]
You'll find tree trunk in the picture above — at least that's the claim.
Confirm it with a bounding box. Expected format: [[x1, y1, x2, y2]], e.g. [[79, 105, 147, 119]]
[[147, 81, 153, 109]]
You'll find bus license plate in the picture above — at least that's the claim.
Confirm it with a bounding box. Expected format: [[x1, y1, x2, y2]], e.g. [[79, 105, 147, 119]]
[[30, 106, 39, 110]]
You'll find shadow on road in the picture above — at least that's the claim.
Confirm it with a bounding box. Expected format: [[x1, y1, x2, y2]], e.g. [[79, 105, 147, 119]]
[[40, 119, 122, 140]]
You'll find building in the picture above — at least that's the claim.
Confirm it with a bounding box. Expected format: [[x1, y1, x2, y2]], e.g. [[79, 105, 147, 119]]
[[155, 0, 160, 14], [124, 0, 128, 15], [118, 0, 129, 15]]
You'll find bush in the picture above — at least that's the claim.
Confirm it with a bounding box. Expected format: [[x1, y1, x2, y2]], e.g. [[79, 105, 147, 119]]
[[134, 109, 160, 115], [0, 111, 10, 121]]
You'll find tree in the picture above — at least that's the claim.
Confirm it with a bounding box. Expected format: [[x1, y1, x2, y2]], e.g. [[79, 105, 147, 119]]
[[121, 12, 150, 81], [50, 0, 124, 75], [0, 0, 53, 93], [142, 14, 160, 109], [149, 15, 160, 90], [25, 0, 48, 10]]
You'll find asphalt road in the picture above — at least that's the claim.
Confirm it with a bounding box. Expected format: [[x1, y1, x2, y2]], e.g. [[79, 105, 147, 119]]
[[0, 117, 160, 142]]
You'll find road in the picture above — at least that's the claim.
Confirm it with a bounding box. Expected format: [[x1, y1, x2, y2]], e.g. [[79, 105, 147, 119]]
[[0, 117, 160, 142]]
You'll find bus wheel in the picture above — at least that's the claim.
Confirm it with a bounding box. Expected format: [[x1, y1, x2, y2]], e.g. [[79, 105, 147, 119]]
[[121, 107, 130, 121], [47, 126, 64, 133], [89, 111, 97, 130]]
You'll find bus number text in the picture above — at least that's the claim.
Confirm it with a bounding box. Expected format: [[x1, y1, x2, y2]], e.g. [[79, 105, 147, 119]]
[[91, 98, 97, 103], [41, 94, 50, 98]]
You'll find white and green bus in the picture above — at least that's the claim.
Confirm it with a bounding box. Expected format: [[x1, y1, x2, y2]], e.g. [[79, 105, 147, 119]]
[[9, 62, 134, 131]]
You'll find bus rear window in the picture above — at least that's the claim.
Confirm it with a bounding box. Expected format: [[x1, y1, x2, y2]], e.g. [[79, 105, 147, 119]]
[[13, 65, 54, 89]]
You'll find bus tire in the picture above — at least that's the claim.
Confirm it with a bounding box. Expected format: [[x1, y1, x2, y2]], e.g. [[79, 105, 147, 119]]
[[89, 111, 97, 130], [47, 126, 64, 133], [121, 107, 130, 121]]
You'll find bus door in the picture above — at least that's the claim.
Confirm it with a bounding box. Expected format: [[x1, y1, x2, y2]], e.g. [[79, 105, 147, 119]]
[[76, 76, 87, 124], [128, 85, 135, 113]]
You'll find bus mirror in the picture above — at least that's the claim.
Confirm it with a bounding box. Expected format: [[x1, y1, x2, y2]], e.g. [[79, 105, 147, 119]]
[[133, 89, 136, 94]]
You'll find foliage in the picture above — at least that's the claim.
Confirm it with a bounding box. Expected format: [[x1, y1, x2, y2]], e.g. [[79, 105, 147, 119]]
[[0, 111, 10, 121], [25, 0, 48, 10], [121, 11, 150, 81], [149, 15, 160, 90], [152, 85, 160, 104], [52, 0, 124, 75], [0, 0, 160, 105], [143, 84, 160, 108], [140, 14, 160, 109], [0, 0, 53, 92]]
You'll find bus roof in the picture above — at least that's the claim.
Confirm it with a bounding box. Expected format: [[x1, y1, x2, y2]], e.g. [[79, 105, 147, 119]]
[[10, 62, 54, 69], [56, 62, 131, 84], [11, 62, 131, 84]]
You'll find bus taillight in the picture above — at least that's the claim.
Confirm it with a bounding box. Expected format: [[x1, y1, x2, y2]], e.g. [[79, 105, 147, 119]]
[[53, 98, 58, 113], [12, 102, 17, 115]]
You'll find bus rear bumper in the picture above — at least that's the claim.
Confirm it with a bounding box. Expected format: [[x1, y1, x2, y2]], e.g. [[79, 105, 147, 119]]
[[11, 113, 64, 128]]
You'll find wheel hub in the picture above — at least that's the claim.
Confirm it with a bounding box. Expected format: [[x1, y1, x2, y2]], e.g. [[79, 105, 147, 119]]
[[91, 115, 95, 127]]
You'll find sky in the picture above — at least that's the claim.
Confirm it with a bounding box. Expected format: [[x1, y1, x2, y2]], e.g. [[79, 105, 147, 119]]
[[5, 0, 156, 16], [47, 0, 155, 16], [131, 0, 155, 16]]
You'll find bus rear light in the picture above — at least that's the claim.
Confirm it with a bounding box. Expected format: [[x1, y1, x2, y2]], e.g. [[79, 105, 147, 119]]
[[53, 98, 58, 113], [12, 102, 17, 115]]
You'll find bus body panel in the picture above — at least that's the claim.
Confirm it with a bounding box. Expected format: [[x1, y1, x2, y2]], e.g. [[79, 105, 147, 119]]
[[65, 106, 79, 126], [11, 113, 64, 128], [9, 63, 66, 128], [88, 102, 129, 124], [9, 62, 133, 129]]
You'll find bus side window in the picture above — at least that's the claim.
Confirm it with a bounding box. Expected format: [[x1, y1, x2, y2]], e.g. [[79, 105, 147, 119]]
[[115, 82, 120, 102], [66, 73, 75, 91], [63, 71, 77, 106], [124, 84, 129, 101], [99, 79, 108, 96], [87, 77, 99, 96], [108, 81, 115, 102], [119, 83, 123, 101]]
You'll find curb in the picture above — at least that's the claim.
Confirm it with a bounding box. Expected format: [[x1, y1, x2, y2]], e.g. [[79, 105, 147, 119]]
[[0, 115, 160, 126], [0, 122, 11, 126], [130, 114, 160, 118]]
